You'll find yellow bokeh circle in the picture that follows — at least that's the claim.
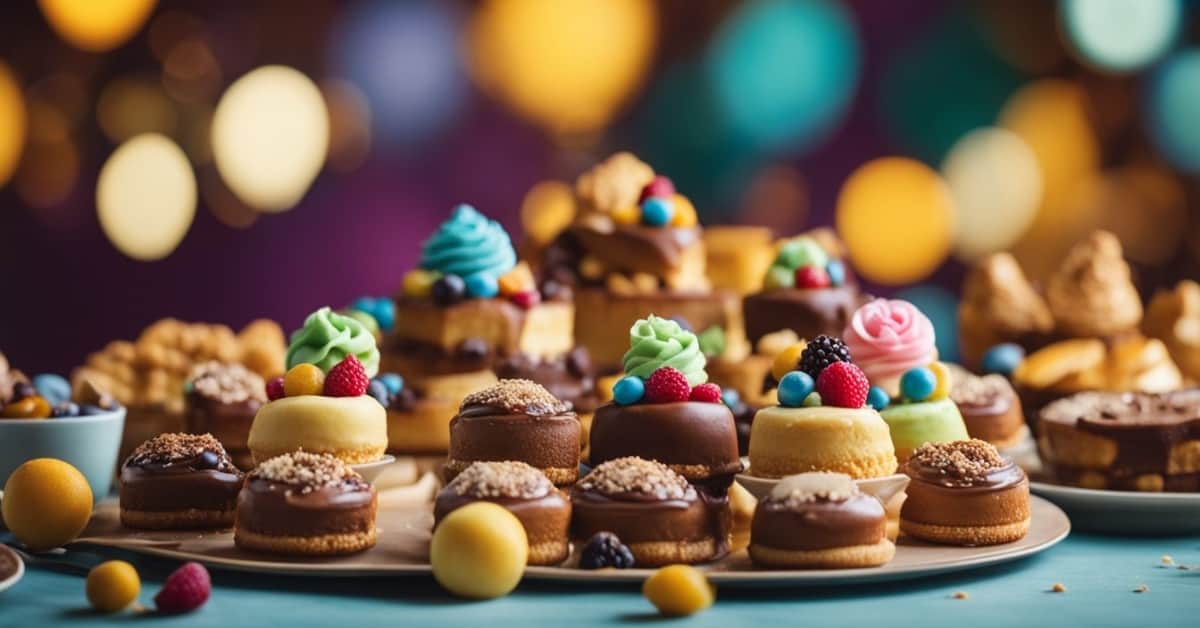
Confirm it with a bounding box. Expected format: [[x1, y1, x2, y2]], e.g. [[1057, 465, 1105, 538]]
[[520, 180, 575, 247], [468, 0, 656, 136], [0, 62, 25, 188], [836, 157, 955, 285], [37, 0, 157, 53], [941, 127, 1043, 262], [211, 65, 329, 213], [97, 133, 197, 261]]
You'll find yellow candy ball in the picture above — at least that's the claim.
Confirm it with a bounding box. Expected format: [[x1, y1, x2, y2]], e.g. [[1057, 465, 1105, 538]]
[[928, 361, 952, 401], [771, 343, 807, 382], [283, 363, 325, 397], [612, 205, 640, 225], [642, 565, 714, 617], [669, 194, 698, 227], [596, 374, 622, 403], [402, 269, 438, 299], [431, 502, 527, 599], [86, 560, 140, 613], [2, 395, 52, 419], [2, 458, 94, 551]]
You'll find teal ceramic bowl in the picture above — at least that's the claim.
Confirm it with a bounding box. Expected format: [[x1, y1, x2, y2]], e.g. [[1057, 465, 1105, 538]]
[[0, 408, 126, 498]]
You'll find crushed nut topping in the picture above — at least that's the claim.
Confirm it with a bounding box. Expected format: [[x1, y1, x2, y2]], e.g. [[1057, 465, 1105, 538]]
[[576, 457, 694, 501], [448, 461, 553, 500], [460, 379, 570, 416], [126, 433, 236, 472], [768, 472, 859, 505], [249, 451, 365, 494], [188, 361, 267, 404], [948, 365, 1013, 407], [909, 439, 1007, 481]]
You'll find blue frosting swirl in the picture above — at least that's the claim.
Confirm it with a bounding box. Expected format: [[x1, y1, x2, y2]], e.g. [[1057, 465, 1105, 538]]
[[419, 204, 517, 279]]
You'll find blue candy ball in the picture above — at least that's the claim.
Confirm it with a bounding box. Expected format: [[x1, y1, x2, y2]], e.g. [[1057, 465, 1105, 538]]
[[981, 343, 1025, 376], [372, 298, 396, 331], [367, 379, 391, 407], [867, 385, 890, 411], [379, 373, 404, 395], [900, 367, 937, 402], [351, 296, 377, 314], [826, 260, 846, 287], [777, 371, 815, 408], [640, 197, 675, 226], [720, 388, 741, 408], [613, 376, 646, 406], [464, 272, 500, 299], [33, 373, 71, 405]]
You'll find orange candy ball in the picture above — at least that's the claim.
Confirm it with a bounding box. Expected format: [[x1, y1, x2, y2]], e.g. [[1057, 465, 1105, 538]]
[[283, 363, 325, 397], [1, 395, 51, 419], [2, 458, 94, 550]]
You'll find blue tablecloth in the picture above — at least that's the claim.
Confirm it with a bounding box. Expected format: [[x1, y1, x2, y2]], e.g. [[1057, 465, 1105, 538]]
[[3, 533, 1198, 627]]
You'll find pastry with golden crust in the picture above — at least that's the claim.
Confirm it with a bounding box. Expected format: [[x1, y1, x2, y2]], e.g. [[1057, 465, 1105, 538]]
[[748, 406, 897, 479]]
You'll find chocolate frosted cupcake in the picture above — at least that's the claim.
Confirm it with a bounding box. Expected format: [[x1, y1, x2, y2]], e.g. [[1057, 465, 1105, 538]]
[[949, 366, 1027, 449], [900, 440, 1030, 546], [235, 451, 378, 556], [1038, 390, 1200, 492], [749, 472, 894, 569], [571, 457, 730, 567], [119, 433, 243, 530], [435, 461, 571, 566], [185, 362, 266, 470], [446, 379, 581, 486]]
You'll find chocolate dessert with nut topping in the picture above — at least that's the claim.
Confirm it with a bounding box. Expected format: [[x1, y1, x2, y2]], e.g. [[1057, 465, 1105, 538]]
[[119, 433, 243, 530]]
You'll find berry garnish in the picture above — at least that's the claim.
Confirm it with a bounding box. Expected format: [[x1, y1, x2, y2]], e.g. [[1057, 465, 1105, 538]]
[[196, 450, 221, 469], [795, 266, 831, 289], [511, 290, 541, 309], [324, 355, 370, 397], [367, 379, 390, 408], [815, 362, 870, 409], [579, 532, 636, 570], [777, 371, 815, 408], [431, 274, 466, 306], [798, 335, 852, 379], [644, 367, 691, 404], [154, 562, 211, 614], [638, 175, 676, 204], [689, 383, 722, 403], [265, 376, 285, 401]]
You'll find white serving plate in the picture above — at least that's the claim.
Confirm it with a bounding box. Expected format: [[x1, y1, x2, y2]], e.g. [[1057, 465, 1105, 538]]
[[1029, 481, 1200, 535]]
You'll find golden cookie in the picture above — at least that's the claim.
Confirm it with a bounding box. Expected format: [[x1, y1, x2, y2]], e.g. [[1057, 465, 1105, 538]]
[[1014, 339, 1105, 389]]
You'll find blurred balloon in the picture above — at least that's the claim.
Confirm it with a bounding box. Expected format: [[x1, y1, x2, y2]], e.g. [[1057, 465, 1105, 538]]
[[37, 0, 157, 52], [1146, 49, 1200, 173], [96, 133, 196, 261], [211, 66, 329, 213], [706, 0, 860, 154], [520, 181, 575, 248], [332, 0, 466, 148], [0, 62, 25, 189], [321, 79, 372, 174], [835, 157, 955, 286], [1060, 0, 1181, 73], [941, 127, 1042, 261], [96, 76, 177, 143], [895, 284, 960, 363], [469, 0, 656, 137]]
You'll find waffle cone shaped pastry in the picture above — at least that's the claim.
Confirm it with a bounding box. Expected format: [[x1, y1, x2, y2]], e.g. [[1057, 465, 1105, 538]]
[[1046, 230, 1142, 338], [958, 252, 1053, 366], [1143, 280, 1200, 384]]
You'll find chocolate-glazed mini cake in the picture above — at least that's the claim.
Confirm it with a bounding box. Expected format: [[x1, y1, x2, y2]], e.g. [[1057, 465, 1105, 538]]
[[446, 380, 581, 486], [119, 433, 243, 530], [900, 440, 1030, 546], [949, 366, 1027, 449], [235, 451, 378, 556], [743, 287, 863, 347], [185, 362, 266, 470], [749, 472, 894, 569], [495, 347, 600, 422], [435, 461, 571, 566], [1038, 390, 1200, 492], [570, 457, 730, 567]]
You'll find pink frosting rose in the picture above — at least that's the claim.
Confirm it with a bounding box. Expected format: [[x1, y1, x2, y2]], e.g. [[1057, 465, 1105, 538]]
[[843, 299, 936, 387]]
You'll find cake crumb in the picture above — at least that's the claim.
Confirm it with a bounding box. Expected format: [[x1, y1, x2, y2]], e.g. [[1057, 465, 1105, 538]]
[[578, 457, 694, 501], [460, 379, 570, 416], [952, 591, 969, 600], [1161, 555, 1174, 565], [250, 451, 364, 494], [448, 461, 552, 500], [1050, 583, 1066, 593], [1133, 584, 1148, 593]]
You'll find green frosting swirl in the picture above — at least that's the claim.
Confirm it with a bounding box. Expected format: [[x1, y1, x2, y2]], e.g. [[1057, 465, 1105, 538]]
[[286, 307, 380, 377], [419, 204, 517, 279], [622, 315, 708, 386]]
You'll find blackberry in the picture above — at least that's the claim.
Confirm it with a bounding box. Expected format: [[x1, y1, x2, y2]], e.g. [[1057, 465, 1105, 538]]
[[579, 532, 635, 570], [798, 335, 852, 379]]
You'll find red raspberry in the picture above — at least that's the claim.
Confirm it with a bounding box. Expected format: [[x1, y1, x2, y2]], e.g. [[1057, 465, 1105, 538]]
[[644, 367, 691, 404], [689, 383, 722, 403], [154, 562, 211, 614], [511, 290, 541, 309], [265, 376, 285, 401], [324, 355, 369, 397], [815, 361, 870, 408], [795, 266, 831, 289], [638, 175, 676, 203]]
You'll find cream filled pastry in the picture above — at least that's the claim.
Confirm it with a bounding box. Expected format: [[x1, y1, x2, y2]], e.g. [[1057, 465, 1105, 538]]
[[1046, 230, 1142, 339], [844, 299, 937, 398]]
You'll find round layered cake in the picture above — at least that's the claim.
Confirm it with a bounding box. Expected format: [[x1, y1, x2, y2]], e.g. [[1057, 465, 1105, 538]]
[[119, 433, 243, 530]]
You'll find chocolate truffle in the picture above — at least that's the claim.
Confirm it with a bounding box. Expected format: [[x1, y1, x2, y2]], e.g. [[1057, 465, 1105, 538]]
[[119, 433, 243, 530], [435, 461, 571, 566]]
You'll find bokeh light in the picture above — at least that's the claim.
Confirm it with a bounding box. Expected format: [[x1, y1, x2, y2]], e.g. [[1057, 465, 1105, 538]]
[[15, 92, 79, 211], [706, 0, 860, 154], [1060, 0, 1181, 73], [836, 157, 955, 286], [469, 0, 656, 137], [941, 127, 1042, 261], [96, 133, 196, 261], [0, 62, 25, 189], [161, 36, 222, 105], [321, 79, 372, 174], [211, 65, 329, 213], [1146, 48, 1200, 173], [200, 167, 258, 231], [96, 76, 177, 143], [332, 0, 463, 148], [37, 0, 157, 52], [895, 284, 960, 363]]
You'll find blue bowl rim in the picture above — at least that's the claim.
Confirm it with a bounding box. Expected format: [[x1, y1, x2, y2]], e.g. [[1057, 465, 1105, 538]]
[[0, 406, 126, 425]]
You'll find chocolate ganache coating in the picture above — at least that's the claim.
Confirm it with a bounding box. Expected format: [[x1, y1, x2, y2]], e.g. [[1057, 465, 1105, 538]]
[[448, 380, 581, 473], [743, 286, 864, 345], [236, 452, 376, 537], [434, 461, 571, 544]]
